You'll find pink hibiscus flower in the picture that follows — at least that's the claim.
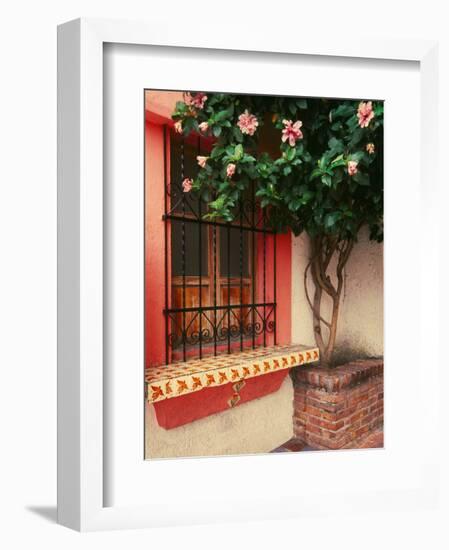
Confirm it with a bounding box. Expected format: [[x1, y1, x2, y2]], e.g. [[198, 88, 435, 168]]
[[199, 121, 209, 133], [357, 101, 375, 128], [192, 93, 207, 109], [347, 160, 358, 176], [366, 142, 375, 155], [182, 178, 193, 193], [226, 163, 236, 178], [281, 119, 303, 146], [237, 110, 259, 136], [185, 92, 208, 110], [196, 156, 208, 168], [174, 120, 183, 134]]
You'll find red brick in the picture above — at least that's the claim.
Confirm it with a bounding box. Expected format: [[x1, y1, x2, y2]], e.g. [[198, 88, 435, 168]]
[[347, 393, 370, 407], [348, 411, 363, 423], [306, 397, 346, 413], [305, 434, 327, 449], [354, 425, 370, 438], [305, 405, 324, 418], [282, 438, 307, 452], [308, 389, 346, 404], [308, 416, 345, 431], [307, 423, 323, 435]]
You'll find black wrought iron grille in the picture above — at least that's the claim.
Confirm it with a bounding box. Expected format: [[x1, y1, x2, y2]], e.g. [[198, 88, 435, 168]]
[[163, 126, 277, 364]]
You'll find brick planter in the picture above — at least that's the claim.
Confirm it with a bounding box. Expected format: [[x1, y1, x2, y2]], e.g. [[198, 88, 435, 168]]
[[292, 359, 383, 450]]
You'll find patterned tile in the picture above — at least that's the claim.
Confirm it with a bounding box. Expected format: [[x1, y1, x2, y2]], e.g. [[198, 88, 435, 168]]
[[146, 344, 319, 403]]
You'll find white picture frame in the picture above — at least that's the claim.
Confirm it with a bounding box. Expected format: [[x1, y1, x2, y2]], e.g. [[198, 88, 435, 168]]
[[57, 17, 440, 531]]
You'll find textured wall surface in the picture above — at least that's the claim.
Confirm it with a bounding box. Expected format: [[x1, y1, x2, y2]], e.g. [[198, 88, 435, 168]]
[[146, 376, 294, 459], [291, 227, 384, 358]]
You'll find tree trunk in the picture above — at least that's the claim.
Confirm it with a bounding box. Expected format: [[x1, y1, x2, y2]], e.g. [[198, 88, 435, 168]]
[[304, 235, 354, 367], [321, 297, 340, 367]]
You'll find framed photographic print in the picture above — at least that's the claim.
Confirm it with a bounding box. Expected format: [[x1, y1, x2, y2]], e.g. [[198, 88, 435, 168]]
[[58, 18, 440, 530], [143, 88, 382, 459]]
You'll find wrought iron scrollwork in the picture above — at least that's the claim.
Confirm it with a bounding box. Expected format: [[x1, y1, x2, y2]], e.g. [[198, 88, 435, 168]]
[[167, 305, 275, 351]]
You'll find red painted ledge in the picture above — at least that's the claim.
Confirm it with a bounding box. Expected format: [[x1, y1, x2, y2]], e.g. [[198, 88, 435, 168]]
[[146, 344, 319, 429]]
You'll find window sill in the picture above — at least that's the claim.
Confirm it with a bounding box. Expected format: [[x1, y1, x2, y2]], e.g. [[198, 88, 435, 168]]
[[145, 344, 319, 404]]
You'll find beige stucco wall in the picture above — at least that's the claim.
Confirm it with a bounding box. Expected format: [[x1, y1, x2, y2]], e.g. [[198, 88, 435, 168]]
[[291, 227, 383, 358], [146, 376, 294, 459]]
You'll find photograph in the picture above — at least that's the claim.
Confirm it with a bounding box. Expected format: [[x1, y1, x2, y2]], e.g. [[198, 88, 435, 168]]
[[144, 90, 384, 459]]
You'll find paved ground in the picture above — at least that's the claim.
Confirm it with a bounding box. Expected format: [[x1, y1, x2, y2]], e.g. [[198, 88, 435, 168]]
[[271, 426, 384, 453]]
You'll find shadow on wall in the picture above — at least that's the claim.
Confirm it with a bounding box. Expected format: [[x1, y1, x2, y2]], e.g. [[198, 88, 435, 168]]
[[327, 344, 383, 367]]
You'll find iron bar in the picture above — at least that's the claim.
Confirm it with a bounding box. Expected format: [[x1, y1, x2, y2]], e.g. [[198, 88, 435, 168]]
[[163, 213, 275, 234], [251, 182, 256, 349], [181, 137, 186, 362], [197, 135, 202, 359], [227, 222, 231, 354], [274, 233, 277, 345], [239, 200, 243, 351], [165, 302, 275, 314], [163, 125, 169, 365], [263, 209, 266, 347], [213, 221, 217, 356]]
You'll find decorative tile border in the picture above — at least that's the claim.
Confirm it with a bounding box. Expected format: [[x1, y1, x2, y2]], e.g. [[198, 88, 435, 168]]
[[146, 344, 319, 403]]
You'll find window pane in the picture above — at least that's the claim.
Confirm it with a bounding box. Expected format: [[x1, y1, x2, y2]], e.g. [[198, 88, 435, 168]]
[[171, 220, 208, 277], [219, 227, 250, 278]]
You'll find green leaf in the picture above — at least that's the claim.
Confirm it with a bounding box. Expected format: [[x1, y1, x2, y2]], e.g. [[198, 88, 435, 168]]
[[285, 147, 296, 161], [330, 156, 346, 169], [374, 103, 384, 116], [354, 172, 370, 186], [310, 168, 322, 180], [209, 195, 226, 210], [214, 108, 232, 122], [288, 102, 297, 115], [319, 153, 330, 170], [183, 117, 196, 134], [241, 154, 256, 164], [350, 151, 365, 162], [332, 103, 355, 119], [331, 122, 343, 131], [288, 198, 302, 211], [233, 126, 243, 142], [234, 144, 244, 160], [211, 146, 224, 159], [212, 125, 222, 137], [321, 174, 332, 187], [302, 190, 314, 201], [324, 212, 342, 229], [328, 137, 344, 155], [347, 127, 364, 148]]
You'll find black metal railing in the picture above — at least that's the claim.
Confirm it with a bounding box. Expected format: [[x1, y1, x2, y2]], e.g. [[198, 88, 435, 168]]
[[163, 126, 277, 364]]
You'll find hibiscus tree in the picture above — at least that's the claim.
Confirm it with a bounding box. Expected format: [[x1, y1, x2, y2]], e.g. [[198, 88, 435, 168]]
[[172, 93, 383, 367]]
